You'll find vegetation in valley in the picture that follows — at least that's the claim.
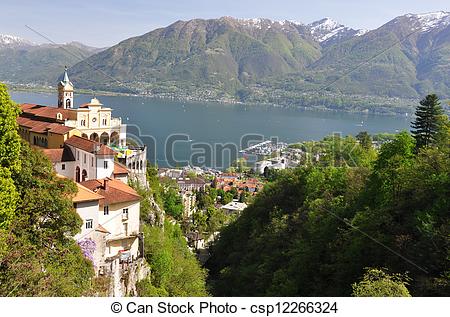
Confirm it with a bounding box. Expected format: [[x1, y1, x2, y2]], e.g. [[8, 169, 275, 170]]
[[131, 165, 209, 297], [207, 94, 450, 296], [136, 221, 208, 296]]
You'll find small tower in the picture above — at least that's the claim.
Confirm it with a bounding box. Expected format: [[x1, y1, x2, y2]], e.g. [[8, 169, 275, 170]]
[[58, 66, 74, 109]]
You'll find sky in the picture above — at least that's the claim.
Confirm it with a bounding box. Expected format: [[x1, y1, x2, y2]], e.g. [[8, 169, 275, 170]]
[[1, 0, 449, 47]]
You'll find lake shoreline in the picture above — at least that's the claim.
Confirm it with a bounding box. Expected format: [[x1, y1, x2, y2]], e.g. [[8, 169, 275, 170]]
[[9, 84, 415, 117]]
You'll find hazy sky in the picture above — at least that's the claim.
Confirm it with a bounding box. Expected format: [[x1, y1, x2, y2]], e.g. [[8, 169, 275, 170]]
[[1, 0, 449, 47]]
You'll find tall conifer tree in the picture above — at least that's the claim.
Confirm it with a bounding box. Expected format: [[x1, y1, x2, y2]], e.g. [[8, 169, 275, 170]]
[[411, 94, 443, 150]]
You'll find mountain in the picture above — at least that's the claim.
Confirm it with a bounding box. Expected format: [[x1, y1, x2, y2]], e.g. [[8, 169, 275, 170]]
[[0, 34, 34, 48], [2, 12, 450, 113], [302, 11, 450, 98], [0, 36, 103, 85], [308, 18, 368, 46], [68, 17, 322, 94]]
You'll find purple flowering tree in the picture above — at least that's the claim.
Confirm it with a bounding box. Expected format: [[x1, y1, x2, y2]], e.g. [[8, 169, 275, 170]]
[[78, 238, 96, 266]]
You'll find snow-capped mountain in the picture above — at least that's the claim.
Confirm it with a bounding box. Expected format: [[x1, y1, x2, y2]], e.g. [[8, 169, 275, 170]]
[[405, 11, 450, 32], [307, 18, 367, 45], [0, 34, 34, 48], [220, 17, 366, 46]]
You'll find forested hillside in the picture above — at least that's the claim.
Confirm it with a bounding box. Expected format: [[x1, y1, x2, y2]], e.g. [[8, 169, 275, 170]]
[[207, 98, 450, 296], [0, 42, 101, 86], [65, 13, 450, 112]]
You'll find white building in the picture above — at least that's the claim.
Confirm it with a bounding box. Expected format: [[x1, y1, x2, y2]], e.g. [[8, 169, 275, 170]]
[[221, 201, 248, 215], [254, 158, 287, 175], [72, 181, 109, 272], [43, 135, 116, 182], [64, 97, 127, 147], [80, 178, 141, 262]]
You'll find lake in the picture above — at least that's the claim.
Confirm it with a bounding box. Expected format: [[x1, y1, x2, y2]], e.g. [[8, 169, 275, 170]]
[[11, 91, 412, 169]]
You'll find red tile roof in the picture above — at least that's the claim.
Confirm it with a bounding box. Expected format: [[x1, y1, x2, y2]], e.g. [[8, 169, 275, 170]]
[[73, 182, 104, 203], [20, 103, 71, 121], [65, 136, 116, 156], [17, 116, 73, 135], [113, 161, 129, 175], [80, 178, 140, 205], [42, 147, 75, 163]]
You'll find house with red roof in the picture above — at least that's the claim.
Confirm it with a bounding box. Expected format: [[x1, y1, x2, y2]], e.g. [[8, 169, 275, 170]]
[[80, 178, 141, 262]]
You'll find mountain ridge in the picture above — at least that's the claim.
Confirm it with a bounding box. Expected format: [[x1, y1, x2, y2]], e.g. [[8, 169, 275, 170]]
[[2, 12, 450, 113]]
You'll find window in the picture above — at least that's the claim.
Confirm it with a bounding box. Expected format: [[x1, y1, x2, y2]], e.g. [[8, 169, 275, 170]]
[[122, 208, 129, 220], [77, 151, 79, 160], [104, 161, 108, 169], [61, 164, 65, 170], [104, 205, 109, 215], [80, 119, 86, 126], [84, 154, 86, 164], [102, 118, 107, 126], [85, 219, 93, 229], [91, 157, 94, 167], [123, 223, 128, 236]]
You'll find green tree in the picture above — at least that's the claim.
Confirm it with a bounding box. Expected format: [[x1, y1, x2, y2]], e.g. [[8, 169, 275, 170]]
[[205, 206, 226, 235], [220, 191, 234, 205], [411, 94, 444, 150], [0, 83, 21, 230], [193, 211, 208, 233], [196, 190, 214, 210], [163, 187, 183, 220], [356, 131, 372, 150], [207, 132, 449, 297], [137, 222, 208, 296], [0, 142, 94, 296], [352, 268, 411, 297]]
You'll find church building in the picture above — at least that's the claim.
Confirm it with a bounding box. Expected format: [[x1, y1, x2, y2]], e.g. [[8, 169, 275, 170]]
[[17, 67, 147, 184]]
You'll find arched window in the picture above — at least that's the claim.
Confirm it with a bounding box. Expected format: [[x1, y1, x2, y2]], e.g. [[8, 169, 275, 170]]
[[100, 132, 109, 145], [132, 162, 136, 170], [82, 170, 88, 182], [75, 167, 81, 183], [89, 133, 99, 142], [65, 99, 71, 108], [110, 132, 119, 146], [56, 112, 63, 120]]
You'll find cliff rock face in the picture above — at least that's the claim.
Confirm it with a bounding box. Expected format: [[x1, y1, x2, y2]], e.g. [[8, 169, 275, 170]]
[[109, 258, 150, 296]]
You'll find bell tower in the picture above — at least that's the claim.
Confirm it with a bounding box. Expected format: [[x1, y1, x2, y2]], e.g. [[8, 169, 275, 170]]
[[58, 66, 74, 109]]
